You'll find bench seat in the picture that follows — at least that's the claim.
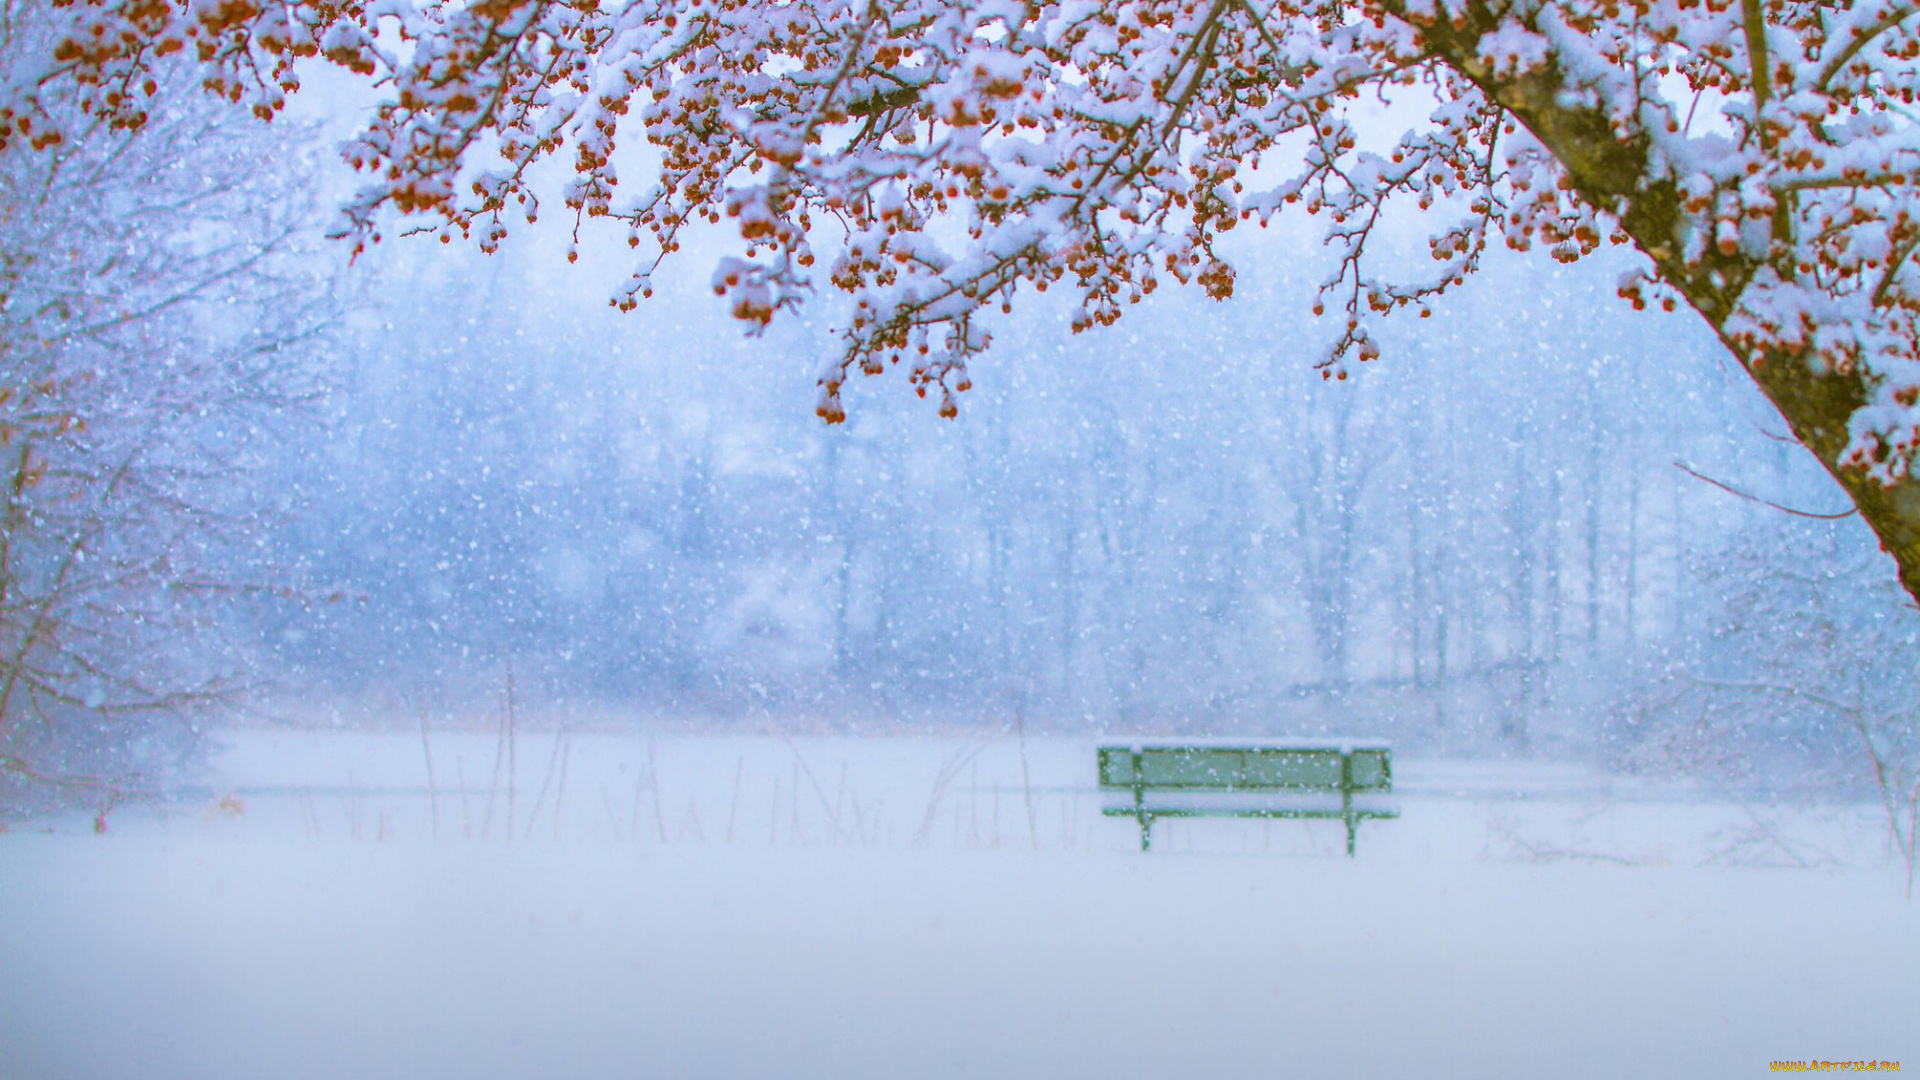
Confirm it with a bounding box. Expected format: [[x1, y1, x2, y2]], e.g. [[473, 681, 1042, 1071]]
[[1097, 738, 1398, 854]]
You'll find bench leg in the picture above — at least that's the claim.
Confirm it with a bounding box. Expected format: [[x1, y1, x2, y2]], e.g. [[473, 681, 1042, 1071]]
[[1138, 813, 1153, 852], [1341, 760, 1357, 857]]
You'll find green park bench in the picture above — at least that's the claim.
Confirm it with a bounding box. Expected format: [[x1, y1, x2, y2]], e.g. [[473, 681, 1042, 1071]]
[[1098, 738, 1398, 855]]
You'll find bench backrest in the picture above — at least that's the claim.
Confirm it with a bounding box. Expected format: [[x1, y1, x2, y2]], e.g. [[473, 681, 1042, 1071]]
[[1097, 743, 1392, 793]]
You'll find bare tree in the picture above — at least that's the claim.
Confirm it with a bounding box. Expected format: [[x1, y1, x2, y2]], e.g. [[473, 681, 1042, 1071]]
[[1626, 510, 1919, 884], [0, 19, 336, 808]]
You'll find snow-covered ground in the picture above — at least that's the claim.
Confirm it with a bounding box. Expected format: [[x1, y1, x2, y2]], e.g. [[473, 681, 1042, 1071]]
[[1, 728, 1914, 1080]]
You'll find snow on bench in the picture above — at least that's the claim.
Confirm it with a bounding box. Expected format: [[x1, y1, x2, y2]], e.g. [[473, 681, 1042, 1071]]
[[1097, 738, 1399, 855]]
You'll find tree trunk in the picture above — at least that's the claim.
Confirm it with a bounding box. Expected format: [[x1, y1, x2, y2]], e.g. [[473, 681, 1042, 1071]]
[[1398, 5, 1920, 606]]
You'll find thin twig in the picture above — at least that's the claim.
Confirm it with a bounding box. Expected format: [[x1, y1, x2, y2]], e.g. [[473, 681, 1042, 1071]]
[[552, 731, 570, 842], [1673, 461, 1856, 519], [417, 701, 439, 840], [725, 754, 744, 844], [504, 661, 517, 843], [483, 693, 508, 841], [1014, 695, 1038, 851], [649, 737, 667, 844], [524, 726, 568, 841], [772, 727, 845, 840], [456, 755, 471, 840]]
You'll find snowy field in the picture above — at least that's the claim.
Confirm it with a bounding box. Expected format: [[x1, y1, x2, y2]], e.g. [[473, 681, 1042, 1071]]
[[1, 727, 1915, 1080]]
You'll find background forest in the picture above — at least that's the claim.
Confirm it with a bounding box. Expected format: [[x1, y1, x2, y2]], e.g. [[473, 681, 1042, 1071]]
[[252, 217, 1913, 801], [1, 46, 1912, 812]]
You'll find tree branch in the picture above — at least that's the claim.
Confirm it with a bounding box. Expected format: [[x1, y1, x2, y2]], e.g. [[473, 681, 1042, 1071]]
[[1672, 461, 1858, 520]]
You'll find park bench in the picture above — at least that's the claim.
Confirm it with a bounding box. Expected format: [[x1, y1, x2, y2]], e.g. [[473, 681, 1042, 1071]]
[[1097, 738, 1398, 854]]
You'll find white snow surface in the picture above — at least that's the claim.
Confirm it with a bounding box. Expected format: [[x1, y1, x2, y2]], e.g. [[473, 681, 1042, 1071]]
[[0, 728, 1914, 1080]]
